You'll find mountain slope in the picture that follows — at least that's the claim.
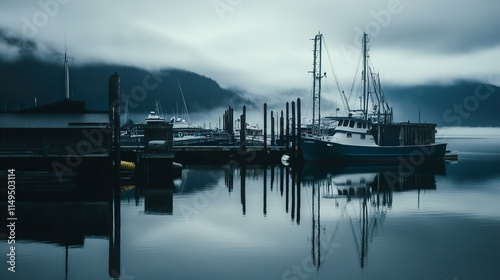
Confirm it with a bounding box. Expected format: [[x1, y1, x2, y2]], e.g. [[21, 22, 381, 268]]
[[384, 81, 500, 127], [0, 58, 252, 113]]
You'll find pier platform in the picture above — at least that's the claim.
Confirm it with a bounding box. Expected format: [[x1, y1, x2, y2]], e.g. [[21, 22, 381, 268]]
[[121, 145, 288, 164]]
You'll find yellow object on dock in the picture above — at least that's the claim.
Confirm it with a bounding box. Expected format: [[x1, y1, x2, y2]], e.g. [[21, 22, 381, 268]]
[[443, 151, 458, 161], [120, 160, 136, 170]]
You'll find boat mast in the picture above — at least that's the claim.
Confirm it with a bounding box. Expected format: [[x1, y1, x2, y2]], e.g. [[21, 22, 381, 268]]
[[377, 73, 381, 123], [362, 32, 369, 120], [64, 51, 70, 100], [310, 33, 325, 133], [61, 33, 73, 100]]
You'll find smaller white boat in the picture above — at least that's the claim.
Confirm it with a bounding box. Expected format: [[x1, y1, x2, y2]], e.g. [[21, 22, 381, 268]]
[[145, 110, 167, 124]]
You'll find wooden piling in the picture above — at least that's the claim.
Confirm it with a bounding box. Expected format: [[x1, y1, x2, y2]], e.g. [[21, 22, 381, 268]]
[[286, 102, 290, 152], [271, 111, 275, 146], [291, 101, 296, 157], [226, 106, 234, 143], [297, 98, 302, 160], [109, 73, 121, 190], [280, 110, 284, 146], [263, 103, 267, 150], [240, 105, 246, 150], [223, 110, 227, 131], [229, 106, 234, 134]]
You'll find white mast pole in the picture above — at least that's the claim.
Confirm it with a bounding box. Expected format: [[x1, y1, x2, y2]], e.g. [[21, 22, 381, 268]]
[[64, 52, 69, 99], [362, 32, 368, 120]]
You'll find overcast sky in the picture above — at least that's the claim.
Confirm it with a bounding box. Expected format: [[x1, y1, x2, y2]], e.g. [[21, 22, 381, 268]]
[[1, 0, 499, 100]]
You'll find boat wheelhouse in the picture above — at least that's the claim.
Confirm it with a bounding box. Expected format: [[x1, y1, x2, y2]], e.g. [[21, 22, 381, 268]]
[[310, 117, 377, 147]]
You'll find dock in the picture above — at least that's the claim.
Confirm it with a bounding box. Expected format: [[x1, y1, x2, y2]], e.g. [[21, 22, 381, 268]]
[[120, 101, 302, 165]]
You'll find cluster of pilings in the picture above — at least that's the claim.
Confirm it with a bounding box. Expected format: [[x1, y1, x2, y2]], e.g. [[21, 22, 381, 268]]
[[220, 97, 304, 164], [222, 106, 235, 143], [262, 98, 302, 161]]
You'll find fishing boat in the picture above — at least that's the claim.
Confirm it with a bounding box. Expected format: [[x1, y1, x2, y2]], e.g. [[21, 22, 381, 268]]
[[300, 33, 447, 162]]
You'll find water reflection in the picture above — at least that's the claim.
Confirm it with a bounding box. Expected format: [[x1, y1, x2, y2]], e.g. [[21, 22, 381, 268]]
[[299, 161, 445, 270], [212, 161, 444, 272], [0, 186, 120, 279], [0, 160, 463, 279]]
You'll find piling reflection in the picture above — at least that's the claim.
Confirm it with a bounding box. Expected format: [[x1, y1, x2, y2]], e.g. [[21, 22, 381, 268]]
[[109, 176, 121, 279], [134, 179, 174, 215], [220, 161, 446, 271], [134, 161, 443, 273]]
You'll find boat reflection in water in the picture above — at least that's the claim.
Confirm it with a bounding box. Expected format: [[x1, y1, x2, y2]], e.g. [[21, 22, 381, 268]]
[[300, 161, 445, 269]]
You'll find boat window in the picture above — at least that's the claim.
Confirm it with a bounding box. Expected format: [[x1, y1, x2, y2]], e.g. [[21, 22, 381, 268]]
[[343, 120, 349, 127], [347, 133, 352, 138], [362, 122, 367, 128], [349, 120, 355, 128], [361, 134, 366, 139], [357, 122, 362, 128]]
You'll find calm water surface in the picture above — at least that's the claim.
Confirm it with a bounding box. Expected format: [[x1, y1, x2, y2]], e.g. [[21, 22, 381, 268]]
[[1, 137, 499, 280]]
